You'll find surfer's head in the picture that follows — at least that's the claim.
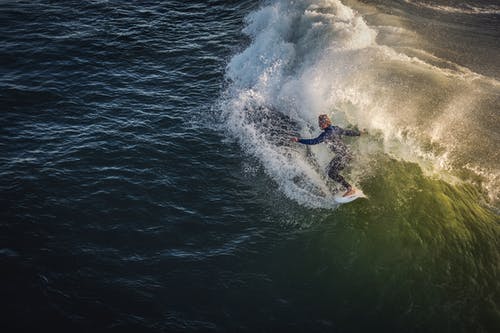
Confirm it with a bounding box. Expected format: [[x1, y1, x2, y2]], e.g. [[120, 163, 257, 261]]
[[318, 114, 332, 129]]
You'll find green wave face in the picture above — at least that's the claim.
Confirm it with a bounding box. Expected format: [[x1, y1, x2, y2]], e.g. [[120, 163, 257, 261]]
[[306, 158, 499, 331]]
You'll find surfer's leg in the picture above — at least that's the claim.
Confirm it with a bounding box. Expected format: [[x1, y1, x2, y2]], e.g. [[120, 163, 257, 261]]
[[327, 157, 351, 190], [330, 172, 351, 190]]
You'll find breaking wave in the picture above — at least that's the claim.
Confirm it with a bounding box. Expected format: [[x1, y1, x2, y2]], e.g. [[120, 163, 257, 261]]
[[219, 0, 499, 208]]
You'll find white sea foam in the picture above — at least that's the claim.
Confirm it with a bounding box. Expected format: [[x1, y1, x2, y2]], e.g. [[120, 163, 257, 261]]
[[221, 0, 500, 207]]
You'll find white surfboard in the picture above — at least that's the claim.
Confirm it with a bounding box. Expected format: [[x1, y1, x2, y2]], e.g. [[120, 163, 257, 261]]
[[333, 188, 367, 204]]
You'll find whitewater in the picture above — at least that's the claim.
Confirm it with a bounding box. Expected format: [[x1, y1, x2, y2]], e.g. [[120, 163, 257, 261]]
[[220, 0, 500, 209]]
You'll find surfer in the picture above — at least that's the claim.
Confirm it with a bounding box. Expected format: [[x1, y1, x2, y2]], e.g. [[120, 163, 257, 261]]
[[291, 114, 364, 197]]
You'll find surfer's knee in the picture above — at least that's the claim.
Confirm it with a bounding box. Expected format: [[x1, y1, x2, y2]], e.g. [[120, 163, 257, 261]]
[[327, 167, 339, 179]]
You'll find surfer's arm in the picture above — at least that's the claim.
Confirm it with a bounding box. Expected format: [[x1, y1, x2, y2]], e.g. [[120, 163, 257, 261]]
[[338, 127, 360, 136], [297, 132, 326, 145]]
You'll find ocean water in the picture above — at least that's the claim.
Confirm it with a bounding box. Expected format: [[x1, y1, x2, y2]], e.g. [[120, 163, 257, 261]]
[[1, 0, 499, 332]]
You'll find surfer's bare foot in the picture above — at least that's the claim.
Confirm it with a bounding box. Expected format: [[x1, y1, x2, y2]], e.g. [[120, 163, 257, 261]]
[[343, 188, 355, 197]]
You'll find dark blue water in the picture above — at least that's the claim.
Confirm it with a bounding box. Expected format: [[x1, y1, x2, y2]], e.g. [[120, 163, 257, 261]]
[[1, 1, 499, 332]]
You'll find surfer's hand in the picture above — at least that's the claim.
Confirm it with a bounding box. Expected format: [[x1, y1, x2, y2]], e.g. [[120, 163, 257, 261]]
[[291, 137, 299, 142], [360, 128, 368, 135]]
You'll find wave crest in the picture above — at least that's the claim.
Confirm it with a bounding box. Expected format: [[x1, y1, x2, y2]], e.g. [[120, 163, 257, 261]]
[[220, 0, 499, 207]]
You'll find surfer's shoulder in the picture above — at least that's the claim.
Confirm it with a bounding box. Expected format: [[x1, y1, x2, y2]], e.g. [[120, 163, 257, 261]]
[[327, 125, 341, 134], [325, 125, 335, 132]]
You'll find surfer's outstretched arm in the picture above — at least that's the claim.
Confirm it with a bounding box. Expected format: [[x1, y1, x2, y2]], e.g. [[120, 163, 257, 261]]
[[292, 131, 327, 145], [338, 127, 360, 136], [339, 127, 368, 136]]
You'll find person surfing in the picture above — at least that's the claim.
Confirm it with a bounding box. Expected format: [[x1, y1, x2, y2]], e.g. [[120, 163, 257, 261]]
[[291, 114, 365, 197]]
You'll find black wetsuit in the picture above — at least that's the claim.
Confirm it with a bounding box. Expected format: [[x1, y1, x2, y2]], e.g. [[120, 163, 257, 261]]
[[298, 125, 360, 189]]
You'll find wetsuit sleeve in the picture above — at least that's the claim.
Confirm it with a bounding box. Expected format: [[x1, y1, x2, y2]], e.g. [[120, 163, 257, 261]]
[[298, 132, 326, 145], [338, 127, 360, 136]]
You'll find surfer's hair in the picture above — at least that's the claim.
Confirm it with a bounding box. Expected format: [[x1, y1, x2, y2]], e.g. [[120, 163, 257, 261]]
[[318, 114, 332, 129]]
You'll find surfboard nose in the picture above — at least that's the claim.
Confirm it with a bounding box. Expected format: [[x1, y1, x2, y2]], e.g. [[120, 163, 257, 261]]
[[333, 188, 366, 204]]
